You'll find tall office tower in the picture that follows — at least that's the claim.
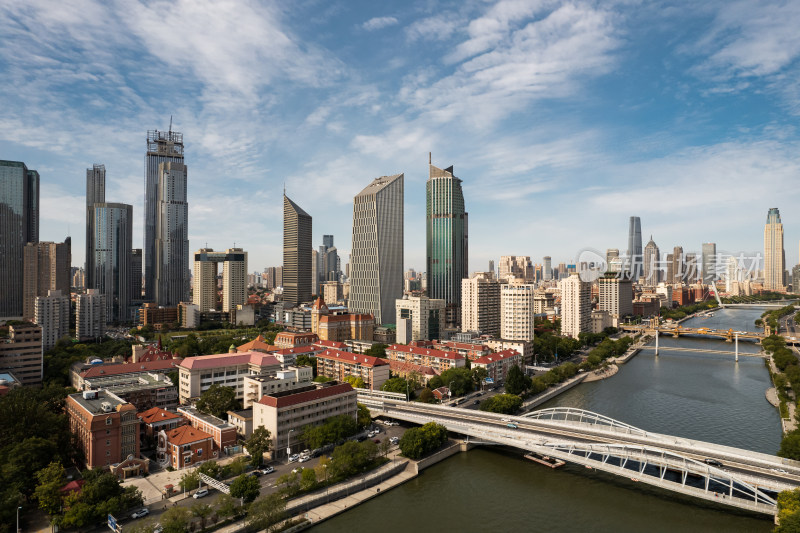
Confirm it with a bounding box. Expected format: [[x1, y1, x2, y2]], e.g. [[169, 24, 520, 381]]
[[461, 272, 501, 336], [666, 253, 674, 282], [685, 253, 699, 283], [131, 249, 143, 300], [557, 262, 567, 280], [76, 289, 106, 341], [488, 260, 495, 277], [222, 248, 247, 312], [276, 266, 283, 289], [543, 256, 552, 281], [193, 248, 248, 312], [283, 195, 312, 305], [626, 216, 643, 280], [642, 237, 660, 286], [701, 243, 717, 284], [72, 268, 85, 290], [726, 256, 741, 292], [606, 249, 621, 273], [498, 256, 534, 282], [500, 282, 536, 341], [144, 128, 184, 302], [0, 160, 39, 320], [34, 289, 70, 351], [350, 174, 404, 325], [598, 274, 633, 324], [93, 203, 132, 323], [85, 164, 105, 289], [559, 273, 590, 338], [153, 162, 189, 307], [764, 208, 786, 291], [311, 249, 319, 296], [318, 235, 340, 286], [22, 239, 71, 320], [671, 246, 685, 284], [426, 160, 468, 329]]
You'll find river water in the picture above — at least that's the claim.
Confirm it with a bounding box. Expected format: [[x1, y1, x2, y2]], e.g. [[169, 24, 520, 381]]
[[312, 307, 780, 532]]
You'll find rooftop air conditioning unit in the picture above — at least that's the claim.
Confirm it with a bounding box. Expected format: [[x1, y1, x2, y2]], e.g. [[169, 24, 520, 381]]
[[100, 401, 113, 413]]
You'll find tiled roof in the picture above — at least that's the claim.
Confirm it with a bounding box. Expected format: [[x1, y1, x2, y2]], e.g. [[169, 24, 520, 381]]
[[257, 383, 354, 409], [80, 358, 183, 378], [472, 349, 521, 365], [276, 332, 318, 340], [138, 407, 182, 425], [272, 346, 320, 356], [384, 359, 438, 377], [319, 314, 373, 323], [314, 340, 348, 349], [387, 344, 464, 360], [316, 349, 388, 367], [236, 335, 278, 353], [166, 425, 214, 446], [179, 351, 281, 370]]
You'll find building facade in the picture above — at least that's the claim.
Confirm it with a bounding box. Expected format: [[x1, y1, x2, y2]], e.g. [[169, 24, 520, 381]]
[[395, 295, 446, 344], [598, 274, 633, 325], [315, 349, 390, 390], [385, 344, 466, 374], [176, 406, 237, 451], [702, 242, 717, 284], [93, 203, 133, 323], [193, 248, 249, 312], [764, 208, 786, 292], [471, 349, 522, 383], [559, 273, 591, 338], [643, 237, 660, 286], [626, 216, 643, 280], [498, 256, 534, 282], [461, 272, 501, 336], [77, 289, 106, 340], [34, 289, 70, 351], [0, 323, 42, 384], [154, 161, 189, 307], [500, 283, 536, 342], [86, 164, 105, 290], [66, 390, 139, 470], [283, 195, 313, 306], [23, 240, 71, 320], [177, 351, 282, 403]]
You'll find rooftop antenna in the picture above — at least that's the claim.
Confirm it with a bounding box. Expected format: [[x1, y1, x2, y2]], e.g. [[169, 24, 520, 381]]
[[429, 152, 431, 165], [283, 182, 286, 196], [169, 115, 173, 133]]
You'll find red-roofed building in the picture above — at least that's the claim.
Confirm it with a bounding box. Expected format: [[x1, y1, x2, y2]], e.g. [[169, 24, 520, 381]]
[[236, 335, 278, 354], [138, 407, 185, 439], [314, 339, 349, 351], [252, 382, 357, 459], [311, 296, 375, 342], [177, 406, 238, 451], [163, 424, 217, 469], [315, 349, 390, 390], [432, 386, 451, 401], [384, 359, 439, 385], [432, 340, 491, 360], [129, 340, 175, 363], [70, 358, 183, 391], [471, 349, 523, 383], [385, 345, 466, 374], [274, 331, 319, 349], [177, 351, 282, 403], [269, 345, 323, 366]]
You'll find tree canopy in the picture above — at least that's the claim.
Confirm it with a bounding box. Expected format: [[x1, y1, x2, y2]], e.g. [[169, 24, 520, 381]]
[[398, 422, 448, 460], [230, 473, 260, 503], [245, 426, 272, 467], [196, 384, 239, 418], [479, 394, 523, 415], [300, 414, 359, 449], [505, 364, 531, 395], [381, 377, 416, 399], [429, 367, 473, 396]]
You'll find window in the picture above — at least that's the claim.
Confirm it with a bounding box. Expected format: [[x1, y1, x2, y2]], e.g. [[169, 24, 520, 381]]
[[196, 448, 203, 456], [106, 417, 112, 425], [106, 440, 110, 446]]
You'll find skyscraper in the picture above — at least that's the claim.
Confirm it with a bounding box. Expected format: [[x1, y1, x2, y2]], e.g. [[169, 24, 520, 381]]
[[86, 164, 105, 289], [643, 237, 660, 286], [606, 249, 621, 273], [144, 128, 184, 302], [77, 289, 106, 341], [283, 194, 312, 306], [559, 273, 590, 338], [702, 243, 717, 284], [764, 208, 786, 292], [23, 239, 71, 320], [426, 160, 468, 329], [0, 160, 39, 320], [461, 272, 500, 336], [350, 174, 404, 325], [500, 282, 536, 341], [93, 203, 132, 323], [671, 246, 685, 284], [626, 216, 642, 280], [154, 162, 189, 307], [543, 256, 552, 281], [34, 289, 70, 351], [131, 249, 143, 300], [498, 256, 534, 282]]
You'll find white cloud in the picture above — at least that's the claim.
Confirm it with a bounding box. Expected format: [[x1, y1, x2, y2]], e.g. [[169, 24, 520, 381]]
[[362, 16, 399, 31]]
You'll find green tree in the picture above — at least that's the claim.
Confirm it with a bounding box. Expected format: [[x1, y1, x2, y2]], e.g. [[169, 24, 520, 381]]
[[437, 367, 473, 396], [191, 502, 213, 529], [471, 367, 488, 388], [417, 387, 435, 403], [247, 493, 287, 532], [364, 343, 388, 357], [398, 422, 448, 459], [344, 375, 366, 388], [505, 364, 531, 395], [357, 403, 372, 429], [196, 384, 239, 418], [777, 510, 800, 533], [215, 493, 239, 519], [161, 506, 191, 533], [245, 426, 272, 467], [34, 461, 66, 519], [299, 468, 318, 491], [780, 430, 800, 460], [230, 473, 260, 503], [179, 470, 201, 492], [779, 489, 800, 521], [479, 393, 523, 415], [197, 460, 221, 479], [381, 376, 416, 398]]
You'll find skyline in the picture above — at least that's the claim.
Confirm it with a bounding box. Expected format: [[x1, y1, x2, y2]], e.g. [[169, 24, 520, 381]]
[[2, 1, 800, 272]]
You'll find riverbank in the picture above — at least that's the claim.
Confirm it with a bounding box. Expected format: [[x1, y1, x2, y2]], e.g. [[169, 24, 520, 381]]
[[583, 363, 619, 382], [519, 373, 588, 413]]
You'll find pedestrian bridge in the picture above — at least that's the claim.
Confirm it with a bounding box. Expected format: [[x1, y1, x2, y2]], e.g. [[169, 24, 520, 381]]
[[620, 324, 765, 341], [358, 394, 800, 516]]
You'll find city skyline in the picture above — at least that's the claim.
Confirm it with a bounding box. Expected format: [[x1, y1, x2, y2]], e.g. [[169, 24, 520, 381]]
[[1, 1, 799, 273]]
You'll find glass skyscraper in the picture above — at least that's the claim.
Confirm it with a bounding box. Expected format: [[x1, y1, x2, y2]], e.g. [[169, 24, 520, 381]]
[[283, 194, 312, 306], [426, 161, 468, 329], [626, 216, 642, 280], [85, 163, 105, 290], [93, 202, 132, 323], [154, 162, 189, 306]]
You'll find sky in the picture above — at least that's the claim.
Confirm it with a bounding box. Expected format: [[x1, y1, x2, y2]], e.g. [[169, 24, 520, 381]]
[[2, 0, 799, 275]]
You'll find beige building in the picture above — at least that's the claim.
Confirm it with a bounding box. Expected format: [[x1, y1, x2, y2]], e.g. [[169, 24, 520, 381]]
[[323, 281, 344, 304], [192, 248, 248, 313], [598, 274, 633, 326], [23, 240, 71, 320], [764, 208, 785, 292], [242, 366, 313, 409], [177, 351, 282, 403], [0, 323, 42, 385], [253, 382, 357, 459], [34, 289, 70, 351], [395, 295, 446, 344], [559, 273, 590, 338], [76, 289, 106, 341], [315, 349, 390, 390], [500, 282, 536, 341], [533, 289, 555, 314], [498, 256, 534, 282], [590, 310, 613, 334], [461, 272, 501, 336]]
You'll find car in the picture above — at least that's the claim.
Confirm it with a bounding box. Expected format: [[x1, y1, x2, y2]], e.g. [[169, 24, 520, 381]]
[[389, 436, 399, 445], [193, 488, 209, 499], [288, 454, 300, 462], [302, 449, 311, 456], [473, 400, 480, 405], [704, 459, 723, 467], [292, 467, 304, 474], [476, 392, 483, 396], [131, 508, 150, 519], [381, 420, 393, 426], [501, 418, 510, 422], [772, 468, 789, 475], [260, 466, 274, 475], [298, 455, 310, 463], [248, 470, 262, 477], [371, 426, 381, 433], [506, 423, 518, 429]]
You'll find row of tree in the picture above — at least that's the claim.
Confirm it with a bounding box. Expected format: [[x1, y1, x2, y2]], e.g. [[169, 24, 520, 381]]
[[398, 422, 448, 459]]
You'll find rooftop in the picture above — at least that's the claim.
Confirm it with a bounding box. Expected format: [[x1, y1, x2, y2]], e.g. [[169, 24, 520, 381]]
[[387, 344, 464, 360], [80, 358, 182, 379], [316, 349, 389, 367], [138, 407, 182, 425], [179, 351, 281, 370], [472, 349, 522, 365], [257, 382, 354, 409], [177, 406, 234, 429], [236, 335, 278, 353], [69, 390, 132, 415], [166, 424, 213, 446]]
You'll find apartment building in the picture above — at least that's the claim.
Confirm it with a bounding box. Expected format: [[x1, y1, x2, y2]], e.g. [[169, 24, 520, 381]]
[[385, 344, 465, 373], [177, 351, 281, 403], [0, 323, 43, 385], [177, 406, 238, 451], [471, 349, 522, 383], [315, 349, 390, 390]]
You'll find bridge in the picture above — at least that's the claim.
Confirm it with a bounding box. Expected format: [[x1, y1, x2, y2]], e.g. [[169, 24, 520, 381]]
[[619, 324, 765, 342], [357, 393, 800, 515], [637, 346, 763, 358]]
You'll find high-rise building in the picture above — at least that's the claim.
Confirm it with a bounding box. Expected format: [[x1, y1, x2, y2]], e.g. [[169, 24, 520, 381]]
[[500, 282, 536, 341], [685, 253, 699, 284], [93, 203, 133, 323], [559, 273, 590, 338], [311, 248, 319, 296], [144, 128, 184, 302], [626, 216, 643, 280], [193, 248, 248, 313], [154, 162, 189, 307], [499, 256, 534, 282], [395, 295, 446, 344], [726, 256, 741, 293], [131, 249, 143, 300], [0, 324, 42, 385], [317, 235, 340, 291], [488, 260, 495, 277], [643, 237, 660, 286], [543, 256, 552, 281], [77, 289, 106, 341], [701, 243, 717, 284], [350, 174, 404, 325], [72, 268, 85, 290], [86, 164, 105, 289], [606, 249, 621, 273], [598, 274, 633, 325], [764, 208, 786, 292], [426, 160, 468, 329], [461, 272, 501, 336], [283, 195, 312, 306], [23, 239, 71, 320], [34, 289, 70, 351], [1, 160, 39, 320], [671, 246, 685, 284]]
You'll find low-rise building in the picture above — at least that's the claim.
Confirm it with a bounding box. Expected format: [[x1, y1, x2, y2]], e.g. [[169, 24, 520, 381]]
[[431, 340, 491, 360], [315, 349, 390, 390], [590, 310, 613, 334], [471, 349, 522, 383], [236, 335, 278, 354], [0, 323, 43, 385], [177, 406, 238, 452], [227, 409, 253, 438], [485, 339, 532, 364], [270, 346, 323, 366], [274, 331, 319, 349], [138, 407, 185, 439], [177, 351, 282, 403], [311, 297, 375, 341], [314, 339, 349, 352], [385, 344, 465, 374], [252, 382, 357, 458], [104, 372, 179, 411], [71, 358, 182, 391], [242, 367, 313, 409], [163, 424, 217, 470], [384, 360, 438, 385]]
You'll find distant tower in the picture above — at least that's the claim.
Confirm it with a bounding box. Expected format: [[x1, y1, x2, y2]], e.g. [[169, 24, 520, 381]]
[[154, 162, 189, 307], [426, 160, 468, 329], [643, 237, 660, 286], [543, 256, 552, 281], [764, 208, 786, 291], [606, 249, 620, 273], [283, 195, 312, 305], [626, 216, 642, 280], [93, 203, 133, 323], [86, 164, 105, 289], [701, 243, 717, 284]]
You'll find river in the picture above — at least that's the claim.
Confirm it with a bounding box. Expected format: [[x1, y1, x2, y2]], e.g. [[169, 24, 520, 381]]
[[312, 307, 780, 532]]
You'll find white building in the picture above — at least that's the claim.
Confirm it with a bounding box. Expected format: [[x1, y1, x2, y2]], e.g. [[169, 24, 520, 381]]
[[500, 282, 536, 341], [177, 351, 282, 403], [461, 272, 501, 336], [193, 248, 248, 313], [34, 289, 70, 351], [395, 295, 446, 344], [559, 273, 590, 338], [598, 275, 633, 326], [764, 208, 785, 292], [76, 289, 106, 341]]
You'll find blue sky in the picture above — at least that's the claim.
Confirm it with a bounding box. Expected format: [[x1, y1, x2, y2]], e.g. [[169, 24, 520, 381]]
[[2, 0, 799, 274]]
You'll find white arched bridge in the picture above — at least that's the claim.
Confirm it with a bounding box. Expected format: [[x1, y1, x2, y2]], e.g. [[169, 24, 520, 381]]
[[358, 392, 800, 516]]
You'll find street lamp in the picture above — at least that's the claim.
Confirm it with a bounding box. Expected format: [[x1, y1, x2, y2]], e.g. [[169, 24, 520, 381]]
[[17, 506, 21, 533], [287, 429, 295, 463]]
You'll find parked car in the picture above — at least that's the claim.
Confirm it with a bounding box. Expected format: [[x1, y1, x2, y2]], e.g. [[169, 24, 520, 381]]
[[288, 454, 300, 462], [389, 436, 399, 445], [704, 458, 723, 467], [260, 466, 274, 475], [131, 508, 150, 519], [248, 470, 262, 477], [193, 488, 209, 499], [292, 467, 304, 474], [298, 455, 310, 463]]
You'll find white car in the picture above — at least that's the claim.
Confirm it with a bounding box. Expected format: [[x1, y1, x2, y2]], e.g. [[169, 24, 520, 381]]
[[389, 436, 399, 445], [288, 454, 300, 462], [772, 468, 789, 475], [260, 466, 274, 474], [193, 488, 209, 499], [298, 455, 310, 463], [131, 508, 149, 519], [292, 466, 304, 474]]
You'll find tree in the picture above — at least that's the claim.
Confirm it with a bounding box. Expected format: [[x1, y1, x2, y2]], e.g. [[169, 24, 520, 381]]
[[344, 375, 366, 388], [364, 344, 388, 357], [398, 422, 448, 460], [437, 367, 473, 396], [471, 367, 488, 388], [245, 426, 272, 467], [215, 493, 239, 519], [161, 506, 191, 533], [299, 468, 318, 491], [780, 430, 800, 460], [197, 460, 221, 479], [777, 510, 800, 533], [191, 502, 213, 529], [34, 461, 66, 521], [417, 387, 435, 403], [505, 364, 531, 395], [357, 403, 372, 429], [179, 470, 201, 492], [230, 473, 260, 503], [379, 437, 391, 458], [247, 493, 287, 532], [381, 377, 415, 399], [479, 394, 523, 415], [195, 384, 239, 418]]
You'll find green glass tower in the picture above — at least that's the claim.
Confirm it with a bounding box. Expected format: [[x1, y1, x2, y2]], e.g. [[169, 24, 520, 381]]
[[426, 157, 468, 329]]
